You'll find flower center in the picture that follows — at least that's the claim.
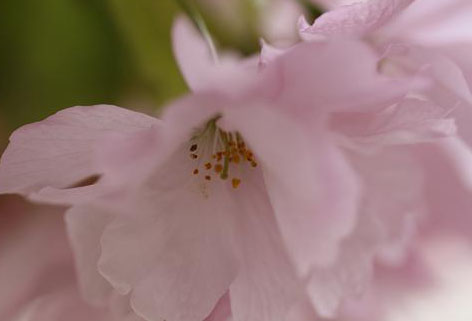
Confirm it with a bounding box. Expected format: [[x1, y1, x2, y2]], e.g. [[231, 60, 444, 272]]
[[188, 117, 258, 189]]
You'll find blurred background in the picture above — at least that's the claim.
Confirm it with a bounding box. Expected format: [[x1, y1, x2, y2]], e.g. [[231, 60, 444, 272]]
[[0, 0, 320, 151]]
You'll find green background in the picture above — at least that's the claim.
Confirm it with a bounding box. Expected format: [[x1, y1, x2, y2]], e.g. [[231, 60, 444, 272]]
[[0, 0, 319, 150]]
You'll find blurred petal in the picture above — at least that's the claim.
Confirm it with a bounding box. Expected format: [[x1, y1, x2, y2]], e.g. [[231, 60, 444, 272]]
[[229, 171, 301, 321], [204, 292, 232, 321], [172, 16, 215, 91], [261, 41, 420, 114], [383, 0, 472, 45], [0, 196, 70, 320], [299, 0, 415, 40], [65, 205, 115, 305], [308, 146, 424, 317], [416, 138, 472, 236], [12, 286, 113, 321], [332, 98, 456, 148]]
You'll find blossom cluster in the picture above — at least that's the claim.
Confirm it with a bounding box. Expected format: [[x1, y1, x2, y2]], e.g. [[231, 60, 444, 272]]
[[1, 0, 472, 320]]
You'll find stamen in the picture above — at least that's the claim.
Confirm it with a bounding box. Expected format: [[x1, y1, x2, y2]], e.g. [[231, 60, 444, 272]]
[[232, 178, 241, 189], [232, 154, 240, 164], [188, 117, 259, 190]]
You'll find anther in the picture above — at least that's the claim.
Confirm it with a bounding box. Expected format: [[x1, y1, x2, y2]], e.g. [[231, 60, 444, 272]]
[[205, 163, 212, 170], [190, 144, 198, 152], [205, 175, 211, 181], [232, 155, 240, 164], [190, 154, 198, 159], [214, 164, 223, 173], [193, 169, 199, 175], [232, 178, 241, 189]]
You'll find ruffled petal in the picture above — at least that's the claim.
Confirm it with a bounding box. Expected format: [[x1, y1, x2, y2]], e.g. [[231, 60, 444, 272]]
[[12, 286, 113, 321], [383, 0, 472, 45], [307, 146, 424, 317], [224, 103, 360, 275], [299, 0, 415, 40], [0, 196, 71, 320], [65, 205, 115, 305], [332, 98, 456, 149], [0, 105, 157, 196], [383, 45, 472, 107], [228, 171, 302, 321], [172, 16, 216, 91], [415, 138, 472, 237], [260, 40, 420, 115], [97, 147, 237, 321], [438, 44, 472, 146], [204, 292, 232, 321], [0, 196, 121, 321], [172, 16, 258, 94]]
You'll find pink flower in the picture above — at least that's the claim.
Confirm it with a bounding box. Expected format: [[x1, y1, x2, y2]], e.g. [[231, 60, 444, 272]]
[[300, 0, 472, 146], [297, 0, 472, 318], [300, 0, 472, 239], [0, 195, 142, 321], [0, 16, 457, 321]]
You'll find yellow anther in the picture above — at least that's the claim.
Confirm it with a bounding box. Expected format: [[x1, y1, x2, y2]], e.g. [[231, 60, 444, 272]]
[[233, 154, 240, 164], [232, 178, 241, 189]]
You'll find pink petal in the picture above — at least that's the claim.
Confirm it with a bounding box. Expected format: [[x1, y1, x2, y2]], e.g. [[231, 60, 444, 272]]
[[97, 150, 237, 321], [0, 195, 120, 321], [94, 125, 162, 186], [332, 98, 457, 148], [259, 39, 287, 66], [415, 138, 472, 237], [204, 292, 232, 321], [386, 45, 472, 107], [260, 40, 420, 115], [383, 0, 472, 46], [299, 0, 415, 40], [0, 196, 71, 320], [65, 205, 115, 305], [336, 247, 435, 321], [28, 185, 106, 206], [12, 286, 113, 321], [172, 16, 258, 94], [228, 171, 302, 321], [225, 103, 360, 275], [0, 105, 157, 196], [308, 146, 424, 317], [172, 16, 216, 91], [438, 44, 472, 146]]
